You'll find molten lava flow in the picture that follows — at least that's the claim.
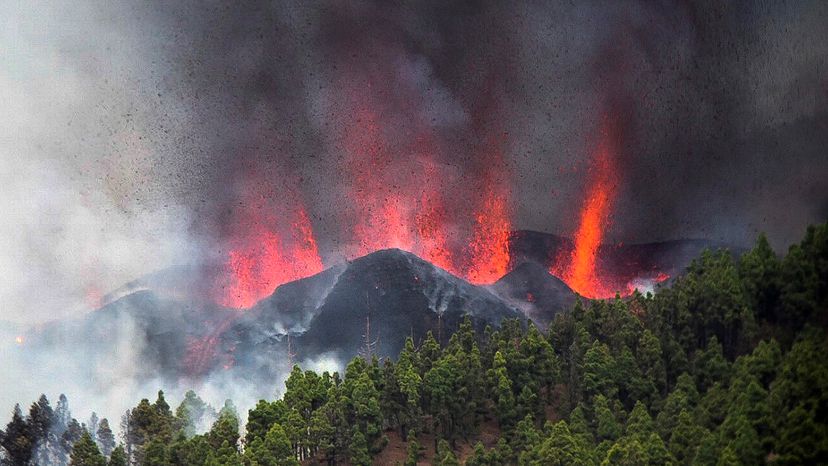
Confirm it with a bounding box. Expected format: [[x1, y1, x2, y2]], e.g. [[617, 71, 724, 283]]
[[219, 205, 324, 309], [552, 120, 618, 298], [466, 187, 511, 284]]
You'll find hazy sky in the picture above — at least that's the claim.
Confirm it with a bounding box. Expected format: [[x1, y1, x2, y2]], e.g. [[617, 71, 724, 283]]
[[1, 0, 827, 323]]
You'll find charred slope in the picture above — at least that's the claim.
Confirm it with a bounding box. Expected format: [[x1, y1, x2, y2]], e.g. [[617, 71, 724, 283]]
[[228, 249, 523, 367], [490, 261, 577, 328], [23, 290, 237, 380]]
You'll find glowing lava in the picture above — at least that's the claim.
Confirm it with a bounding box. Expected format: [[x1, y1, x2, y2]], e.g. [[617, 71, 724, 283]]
[[466, 187, 511, 284], [552, 119, 618, 298], [219, 204, 324, 309]]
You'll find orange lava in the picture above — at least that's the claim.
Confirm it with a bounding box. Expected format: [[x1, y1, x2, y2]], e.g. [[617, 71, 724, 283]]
[[552, 120, 618, 298], [219, 204, 324, 309], [466, 187, 511, 284]]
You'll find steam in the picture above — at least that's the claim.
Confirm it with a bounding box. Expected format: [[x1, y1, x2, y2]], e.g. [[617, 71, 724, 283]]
[[2, 0, 827, 439]]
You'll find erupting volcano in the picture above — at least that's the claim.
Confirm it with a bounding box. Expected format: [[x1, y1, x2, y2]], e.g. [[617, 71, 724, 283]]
[[217, 177, 325, 309], [551, 117, 619, 298], [214, 111, 667, 308]]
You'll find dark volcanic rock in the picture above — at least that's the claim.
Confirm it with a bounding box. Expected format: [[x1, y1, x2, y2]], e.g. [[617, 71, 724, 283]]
[[490, 261, 577, 328], [229, 249, 523, 367], [19, 233, 740, 386], [509, 230, 739, 290], [25, 290, 237, 380]]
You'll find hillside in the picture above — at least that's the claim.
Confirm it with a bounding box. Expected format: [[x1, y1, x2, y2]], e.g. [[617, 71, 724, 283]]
[[4, 223, 825, 466]]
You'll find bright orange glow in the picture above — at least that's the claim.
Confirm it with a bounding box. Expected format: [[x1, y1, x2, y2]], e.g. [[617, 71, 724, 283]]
[[219, 204, 324, 309], [552, 119, 617, 298], [15, 336, 23, 345], [345, 106, 417, 256], [466, 188, 511, 284]]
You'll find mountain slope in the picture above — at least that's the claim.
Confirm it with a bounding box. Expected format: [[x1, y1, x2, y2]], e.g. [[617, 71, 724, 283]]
[[490, 261, 577, 328], [228, 249, 523, 368]]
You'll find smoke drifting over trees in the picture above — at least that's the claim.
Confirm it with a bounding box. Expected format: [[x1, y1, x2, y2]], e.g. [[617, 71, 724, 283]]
[[1, 0, 827, 452]]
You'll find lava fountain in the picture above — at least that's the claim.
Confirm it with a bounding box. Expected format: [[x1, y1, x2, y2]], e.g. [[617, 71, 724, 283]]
[[218, 201, 324, 309], [551, 118, 618, 298]]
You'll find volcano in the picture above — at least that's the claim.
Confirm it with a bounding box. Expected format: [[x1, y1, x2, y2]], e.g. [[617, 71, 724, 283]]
[[490, 261, 577, 328], [225, 248, 524, 373], [14, 232, 735, 387]]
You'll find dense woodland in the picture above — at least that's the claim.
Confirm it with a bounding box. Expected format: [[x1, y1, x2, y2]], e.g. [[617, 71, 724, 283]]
[[2, 222, 827, 465]]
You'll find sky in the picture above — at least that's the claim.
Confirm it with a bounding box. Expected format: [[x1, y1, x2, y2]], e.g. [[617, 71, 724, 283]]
[[1, 0, 827, 324]]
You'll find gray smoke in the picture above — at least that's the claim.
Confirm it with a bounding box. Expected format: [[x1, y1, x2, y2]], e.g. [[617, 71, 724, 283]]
[[1, 0, 827, 431]]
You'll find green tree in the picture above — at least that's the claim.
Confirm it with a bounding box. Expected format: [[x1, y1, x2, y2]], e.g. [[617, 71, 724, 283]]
[[96, 418, 115, 458], [466, 442, 489, 466], [28, 394, 54, 464], [246, 400, 288, 445], [435, 438, 459, 466], [715, 446, 739, 466], [595, 395, 622, 443], [208, 400, 239, 451], [691, 431, 718, 466], [404, 429, 420, 466], [245, 423, 298, 466], [625, 402, 654, 440], [488, 351, 517, 430], [668, 410, 702, 465], [531, 421, 593, 466], [637, 330, 666, 398], [513, 414, 541, 462], [583, 341, 617, 400], [349, 429, 371, 466], [70, 431, 106, 466], [718, 414, 761, 466], [601, 437, 647, 466], [779, 223, 827, 329], [176, 390, 213, 439], [141, 438, 169, 466], [108, 445, 128, 466], [694, 337, 730, 392], [739, 233, 781, 323]]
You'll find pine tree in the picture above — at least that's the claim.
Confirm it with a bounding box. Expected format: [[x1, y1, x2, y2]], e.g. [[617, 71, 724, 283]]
[[740, 233, 781, 322], [594, 395, 621, 443], [96, 418, 115, 458], [691, 431, 718, 466], [513, 414, 541, 461], [625, 402, 654, 440], [62, 418, 85, 458], [141, 439, 169, 466], [534, 421, 593, 465], [245, 423, 298, 466], [637, 330, 667, 398], [466, 442, 488, 466], [601, 437, 647, 466], [87, 413, 99, 444], [69, 431, 106, 466], [404, 430, 420, 466], [176, 390, 213, 439], [583, 341, 617, 400], [108, 445, 128, 466], [435, 438, 459, 466], [1, 404, 33, 465], [208, 401, 239, 451], [694, 337, 730, 392], [668, 409, 701, 464], [349, 429, 371, 466], [28, 394, 54, 465]]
